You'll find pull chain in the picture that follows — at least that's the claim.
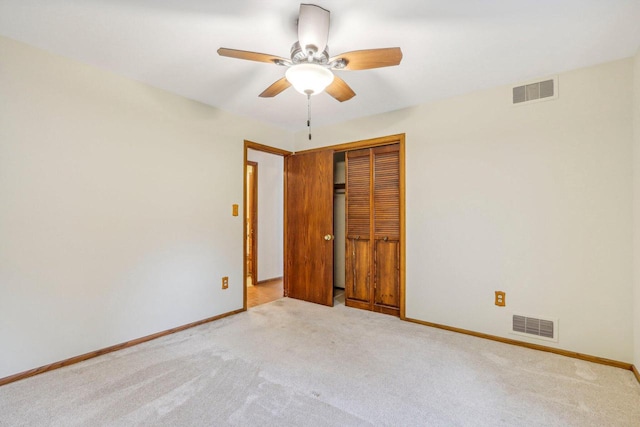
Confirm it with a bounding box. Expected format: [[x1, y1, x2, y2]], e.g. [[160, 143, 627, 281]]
[[307, 93, 312, 140]]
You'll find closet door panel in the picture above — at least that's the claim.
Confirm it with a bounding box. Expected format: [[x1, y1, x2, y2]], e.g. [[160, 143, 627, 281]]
[[345, 149, 371, 306], [373, 145, 400, 240], [345, 143, 401, 315], [346, 238, 370, 302], [374, 239, 400, 309], [373, 145, 400, 312], [346, 149, 371, 237]]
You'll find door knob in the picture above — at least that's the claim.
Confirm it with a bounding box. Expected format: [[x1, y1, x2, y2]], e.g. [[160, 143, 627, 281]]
[[324, 234, 334, 241]]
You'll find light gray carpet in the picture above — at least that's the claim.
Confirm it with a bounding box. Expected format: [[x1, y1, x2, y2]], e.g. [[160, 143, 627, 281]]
[[1, 296, 639, 426]]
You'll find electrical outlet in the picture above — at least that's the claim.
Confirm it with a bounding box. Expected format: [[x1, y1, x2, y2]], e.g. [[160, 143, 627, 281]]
[[495, 291, 505, 307], [222, 276, 229, 289]]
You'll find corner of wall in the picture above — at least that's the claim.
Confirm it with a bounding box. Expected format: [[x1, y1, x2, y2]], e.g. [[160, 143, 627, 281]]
[[633, 46, 640, 371]]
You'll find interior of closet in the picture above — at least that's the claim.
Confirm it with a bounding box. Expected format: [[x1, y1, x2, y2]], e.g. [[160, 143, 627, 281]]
[[333, 152, 346, 291]]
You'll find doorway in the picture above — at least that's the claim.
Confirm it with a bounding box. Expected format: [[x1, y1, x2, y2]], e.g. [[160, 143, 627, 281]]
[[243, 141, 292, 310], [246, 161, 258, 286]]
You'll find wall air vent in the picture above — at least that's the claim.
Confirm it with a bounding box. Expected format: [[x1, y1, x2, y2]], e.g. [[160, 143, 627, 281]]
[[511, 315, 558, 342], [512, 76, 558, 105]]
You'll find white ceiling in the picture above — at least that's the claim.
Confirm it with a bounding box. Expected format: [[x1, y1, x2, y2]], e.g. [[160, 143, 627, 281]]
[[2, 0, 640, 131]]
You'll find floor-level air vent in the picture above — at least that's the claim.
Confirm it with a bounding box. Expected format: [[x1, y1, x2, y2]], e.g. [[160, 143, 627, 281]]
[[512, 76, 557, 105], [511, 315, 558, 342]]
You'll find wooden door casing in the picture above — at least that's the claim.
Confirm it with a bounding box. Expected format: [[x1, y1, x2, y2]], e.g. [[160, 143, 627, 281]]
[[285, 150, 334, 306], [243, 140, 293, 312], [246, 161, 258, 284]]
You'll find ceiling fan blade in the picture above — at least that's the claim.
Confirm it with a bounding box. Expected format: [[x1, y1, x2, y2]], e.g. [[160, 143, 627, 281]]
[[217, 48, 290, 66], [325, 76, 355, 102], [298, 4, 330, 58], [259, 77, 292, 98], [330, 47, 403, 71]]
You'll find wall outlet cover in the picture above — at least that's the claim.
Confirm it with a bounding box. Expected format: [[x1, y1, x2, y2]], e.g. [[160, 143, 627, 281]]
[[495, 291, 505, 307]]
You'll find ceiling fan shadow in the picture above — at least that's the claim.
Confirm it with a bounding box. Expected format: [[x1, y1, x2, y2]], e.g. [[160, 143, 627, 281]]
[[209, 67, 274, 106], [104, 0, 268, 18]]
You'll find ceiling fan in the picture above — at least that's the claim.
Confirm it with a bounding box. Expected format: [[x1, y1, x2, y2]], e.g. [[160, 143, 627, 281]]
[[217, 3, 403, 102]]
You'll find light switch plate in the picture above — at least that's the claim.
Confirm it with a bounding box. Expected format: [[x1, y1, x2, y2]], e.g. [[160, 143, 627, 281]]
[[232, 204, 239, 216]]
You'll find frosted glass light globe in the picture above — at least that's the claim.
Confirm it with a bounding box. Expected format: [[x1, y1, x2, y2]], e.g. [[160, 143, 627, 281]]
[[285, 64, 334, 96]]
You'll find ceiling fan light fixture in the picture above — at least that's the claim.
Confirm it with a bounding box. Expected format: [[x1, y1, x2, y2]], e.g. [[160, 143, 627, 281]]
[[217, 4, 402, 103], [285, 63, 334, 96]]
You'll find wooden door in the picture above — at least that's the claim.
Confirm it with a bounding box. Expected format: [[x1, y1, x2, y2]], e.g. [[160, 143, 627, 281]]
[[345, 149, 372, 308], [246, 162, 258, 284], [372, 145, 400, 315], [285, 150, 334, 306]]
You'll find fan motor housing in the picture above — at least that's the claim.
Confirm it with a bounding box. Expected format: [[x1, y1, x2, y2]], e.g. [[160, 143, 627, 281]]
[[290, 42, 329, 65]]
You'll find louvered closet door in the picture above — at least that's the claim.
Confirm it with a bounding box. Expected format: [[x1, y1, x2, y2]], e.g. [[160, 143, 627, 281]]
[[345, 149, 371, 305], [373, 145, 400, 313]]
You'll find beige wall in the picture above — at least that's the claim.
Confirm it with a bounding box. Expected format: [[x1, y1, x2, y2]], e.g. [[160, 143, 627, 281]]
[[0, 36, 292, 378], [634, 48, 640, 369], [295, 58, 635, 362]]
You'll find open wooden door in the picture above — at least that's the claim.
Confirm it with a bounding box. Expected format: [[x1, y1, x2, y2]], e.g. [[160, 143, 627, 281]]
[[285, 149, 334, 306]]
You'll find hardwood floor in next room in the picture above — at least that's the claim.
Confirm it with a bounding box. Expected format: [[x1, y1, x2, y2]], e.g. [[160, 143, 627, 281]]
[[247, 281, 345, 308], [247, 279, 283, 308]]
